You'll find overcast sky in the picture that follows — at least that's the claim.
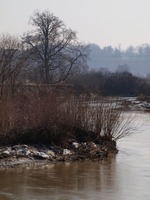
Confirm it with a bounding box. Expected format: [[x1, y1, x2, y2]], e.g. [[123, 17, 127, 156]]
[[0, 0, 150, 49]]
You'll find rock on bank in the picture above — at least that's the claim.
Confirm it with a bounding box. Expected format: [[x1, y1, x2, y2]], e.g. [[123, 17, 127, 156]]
[[0, 141, 118, 168]]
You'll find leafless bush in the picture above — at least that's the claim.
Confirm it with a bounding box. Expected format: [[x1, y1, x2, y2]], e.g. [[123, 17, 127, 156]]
[[56, 98, 134, 142], [92, 100, 134, 141], [0, 93, 133, 145]]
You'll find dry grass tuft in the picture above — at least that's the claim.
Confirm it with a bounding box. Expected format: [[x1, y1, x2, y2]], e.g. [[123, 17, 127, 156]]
[[0, 92, 133, 145]]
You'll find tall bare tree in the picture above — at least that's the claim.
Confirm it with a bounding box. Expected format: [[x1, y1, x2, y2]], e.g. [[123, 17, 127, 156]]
[[0, 34, 28, 95], [23, 10, 88, 84]]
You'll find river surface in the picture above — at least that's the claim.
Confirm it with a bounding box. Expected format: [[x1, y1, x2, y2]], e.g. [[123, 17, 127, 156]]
[[0, 112, 150, 200]]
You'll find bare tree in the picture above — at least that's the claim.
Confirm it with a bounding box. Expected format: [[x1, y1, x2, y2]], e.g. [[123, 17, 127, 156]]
[[0, 34, 28, 95], [23, 10, 88, 84]]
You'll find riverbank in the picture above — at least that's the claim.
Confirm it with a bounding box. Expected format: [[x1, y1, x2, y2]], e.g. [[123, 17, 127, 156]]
[[119, 96, 150, 111], [0, 139, 117, 169], [0, 94, 130, 169]]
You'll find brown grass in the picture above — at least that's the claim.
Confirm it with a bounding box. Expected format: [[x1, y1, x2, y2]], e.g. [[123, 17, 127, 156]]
[[0, 92, 132, 146]]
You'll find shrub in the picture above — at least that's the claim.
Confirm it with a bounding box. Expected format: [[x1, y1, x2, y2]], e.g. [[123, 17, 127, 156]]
[[0, 92, 132, 145]]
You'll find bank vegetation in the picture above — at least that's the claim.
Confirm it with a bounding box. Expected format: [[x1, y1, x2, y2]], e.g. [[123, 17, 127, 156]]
[[0, 10, 134, 163]]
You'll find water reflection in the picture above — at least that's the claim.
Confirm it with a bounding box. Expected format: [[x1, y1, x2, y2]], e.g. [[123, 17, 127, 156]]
[[0, 157, 118, 200], [0, 112, 150, 200]]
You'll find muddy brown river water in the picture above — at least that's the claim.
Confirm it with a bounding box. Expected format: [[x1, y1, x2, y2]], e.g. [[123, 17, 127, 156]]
[[0, 112, 150, 200]]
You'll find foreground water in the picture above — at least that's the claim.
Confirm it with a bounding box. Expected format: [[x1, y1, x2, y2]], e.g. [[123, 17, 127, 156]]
[[0, 112, 150, 200]]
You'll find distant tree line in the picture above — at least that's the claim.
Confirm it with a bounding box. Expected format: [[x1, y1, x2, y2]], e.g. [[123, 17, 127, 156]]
[[88, 43, 150, 76], [71, 69, 150, 97]]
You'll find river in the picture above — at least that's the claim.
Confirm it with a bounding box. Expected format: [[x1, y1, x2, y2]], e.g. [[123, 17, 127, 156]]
[[0, 111, 150, 200]]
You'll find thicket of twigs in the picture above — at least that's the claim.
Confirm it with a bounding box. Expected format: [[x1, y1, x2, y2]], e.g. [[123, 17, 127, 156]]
[[0, 88, 133, 146]]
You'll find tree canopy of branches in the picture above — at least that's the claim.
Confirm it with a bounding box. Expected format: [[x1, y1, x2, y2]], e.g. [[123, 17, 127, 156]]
[[0, 34, 28, 95], [23, 10, 87, 84]]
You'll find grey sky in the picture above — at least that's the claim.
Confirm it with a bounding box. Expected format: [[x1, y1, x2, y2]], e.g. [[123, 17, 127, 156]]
[[0, 0, 150, 49]]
